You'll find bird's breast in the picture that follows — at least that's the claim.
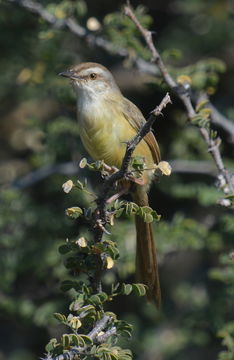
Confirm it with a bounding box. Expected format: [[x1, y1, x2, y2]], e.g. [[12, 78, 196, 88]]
[[78, 98, 128, 168]]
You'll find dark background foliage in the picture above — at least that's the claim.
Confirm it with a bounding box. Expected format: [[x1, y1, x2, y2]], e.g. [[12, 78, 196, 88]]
[[0, 0, 234, 359]]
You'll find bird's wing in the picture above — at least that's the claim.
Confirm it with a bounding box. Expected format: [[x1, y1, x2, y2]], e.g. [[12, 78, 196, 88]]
[[121, 97, 161, 164]]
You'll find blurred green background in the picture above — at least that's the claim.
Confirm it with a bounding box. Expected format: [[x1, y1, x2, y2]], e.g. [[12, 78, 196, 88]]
[[1, 0, 234, 359]]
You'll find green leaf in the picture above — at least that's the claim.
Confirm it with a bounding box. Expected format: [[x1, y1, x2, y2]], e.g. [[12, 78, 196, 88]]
[[66, 206, 83, 219], [136, 205, 156, 222], [76, 335, 86, 347], [115, 208, 124, 218], [77, 304, 96, 315], [90, 345, 97, 355], [58, 244, 70, 254], [132, 283, 147, 296], [92, 243, 106, 253], [45, 338, 58, 353], [143, 213, 154, 223], [120, 283, 133, 296], [68, 316, 82, 329], [77, 180, 84, 190], [53, 312, 66, 323], [79, 157, 87, 168], [97, 292, 109, 303], [163, 48, 182, 61], [191, 114, 203, 123], [120, 329, 132, 338], [105, 312, 117, 320], [80, 335, 93, 346], [200, 108, 212, 118], [113, 199, 124, 209], [116, 321, 133, 338], [109, 354, 118, 360], [140, 206, 152, 213], [111, 283, 120, 294], [125, 202, 139, 215], [118, 349, 132, 360], [191, 114, 210, 129], [61, 334, 70, 348], [131, 155, 145, 169], [195, 99, 209, 112], [69, 296, 85, 312], [151, 210, 161, 221], [60, 280, 75, 292], [69, 334, 86, 347], [89, 294, 102, 305], [70, 334, 80, 347], [76, 0, 87, 16], [104, 240, 119, 259]]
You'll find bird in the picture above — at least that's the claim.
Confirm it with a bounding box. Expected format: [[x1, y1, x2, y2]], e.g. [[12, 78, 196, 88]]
[[59, 62, 161, 306]]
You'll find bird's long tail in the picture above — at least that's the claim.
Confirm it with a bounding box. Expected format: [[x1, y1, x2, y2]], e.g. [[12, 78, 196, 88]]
[[133, 187, 161, 307]]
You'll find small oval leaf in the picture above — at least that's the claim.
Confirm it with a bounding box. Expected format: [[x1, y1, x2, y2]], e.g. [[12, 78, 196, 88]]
[[53, 313, 66, 323], [106, 256, 114, 269], [79, 157, 87, 168], [132, 283, 147, 296], [62, 179, 74, 193], [121, 284, 133, 296]]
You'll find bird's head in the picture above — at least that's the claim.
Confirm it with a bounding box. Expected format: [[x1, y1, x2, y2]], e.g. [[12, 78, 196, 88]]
[[59, 62, 120, 97]]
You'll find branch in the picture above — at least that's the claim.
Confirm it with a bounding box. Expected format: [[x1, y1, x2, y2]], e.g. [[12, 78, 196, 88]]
[[87, 315, 111, 340], [210, 105, 234, 143], [10, 159, 217, 192], [96, 327, 117, 343], [7, 0, 124, 56], [94, 93, 171, 242], [124, 4, 234, 195], [170, 160, 217, 177], [42, 316, 113, 360], [196, 93, 234, 144], [11, 162, 79, 189]]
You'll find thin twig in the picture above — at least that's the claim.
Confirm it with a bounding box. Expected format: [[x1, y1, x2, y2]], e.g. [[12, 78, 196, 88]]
[[170, 160, 217, 177], [11, 162, 79, 189], [96, 327, 117, 343], [196, 93, 234, 144], [87, 315, 111, 339], [124, 4, 234, 194], [10, 158, 218, 190]]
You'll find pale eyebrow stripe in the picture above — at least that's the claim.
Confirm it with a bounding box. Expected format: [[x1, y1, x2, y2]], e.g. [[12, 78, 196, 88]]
[[84, 67, 104, 75]]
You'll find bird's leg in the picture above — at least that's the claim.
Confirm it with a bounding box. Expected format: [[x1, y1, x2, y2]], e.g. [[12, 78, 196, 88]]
[[102, 163, 119, 176], [127, 174, 146, 185]]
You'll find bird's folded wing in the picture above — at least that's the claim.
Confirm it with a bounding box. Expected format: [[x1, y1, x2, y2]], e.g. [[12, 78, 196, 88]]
[[121, 98, 161, 164]]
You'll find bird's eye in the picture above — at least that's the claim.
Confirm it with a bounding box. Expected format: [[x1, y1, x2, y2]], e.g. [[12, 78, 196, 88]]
[[90, 73, 97, 80]]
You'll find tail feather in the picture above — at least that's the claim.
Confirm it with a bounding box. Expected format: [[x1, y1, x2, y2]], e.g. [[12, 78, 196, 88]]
[[133, 189, 161, 307]]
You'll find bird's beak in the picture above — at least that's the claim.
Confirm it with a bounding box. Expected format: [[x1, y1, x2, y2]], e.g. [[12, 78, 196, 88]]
[[58, 71, 81, 80]]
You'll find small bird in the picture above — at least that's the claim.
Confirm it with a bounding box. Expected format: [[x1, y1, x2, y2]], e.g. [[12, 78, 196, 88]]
[[59, 62, 161, 306]]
